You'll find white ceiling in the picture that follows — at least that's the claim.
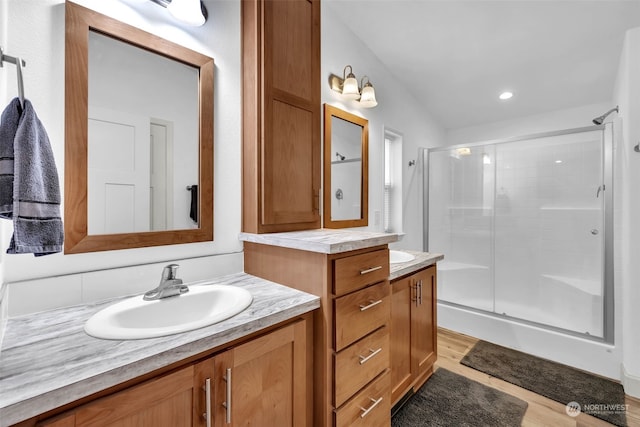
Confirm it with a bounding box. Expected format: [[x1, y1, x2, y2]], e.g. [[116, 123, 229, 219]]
[[326, 0, 640, 130]]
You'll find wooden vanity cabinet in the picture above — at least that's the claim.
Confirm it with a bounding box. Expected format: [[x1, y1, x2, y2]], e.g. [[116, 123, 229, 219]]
[[35, 318, 311, 427], [244, 243, 391, 427], [241, 0, 321, 233], [390, 266, 437, 406]]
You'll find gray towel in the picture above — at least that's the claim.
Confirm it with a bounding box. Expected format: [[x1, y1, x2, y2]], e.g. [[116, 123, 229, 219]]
[[0, 98, 63, 256], [0, 98, 21, 216]]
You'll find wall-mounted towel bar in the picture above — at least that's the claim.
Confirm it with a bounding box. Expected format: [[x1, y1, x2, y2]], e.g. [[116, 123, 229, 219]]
[[0, 46, 26, 108]]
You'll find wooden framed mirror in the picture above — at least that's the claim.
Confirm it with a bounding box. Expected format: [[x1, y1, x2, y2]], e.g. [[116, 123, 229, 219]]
[[64, 2, 213, 254], [323, 104, 368, 228]]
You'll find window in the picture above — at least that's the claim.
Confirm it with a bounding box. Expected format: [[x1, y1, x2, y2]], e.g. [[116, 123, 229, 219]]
[[384, 129, 403, 233]]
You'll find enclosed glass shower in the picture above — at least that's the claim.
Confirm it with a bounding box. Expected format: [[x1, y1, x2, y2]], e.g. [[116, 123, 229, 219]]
[[425, 126, 613, 341]]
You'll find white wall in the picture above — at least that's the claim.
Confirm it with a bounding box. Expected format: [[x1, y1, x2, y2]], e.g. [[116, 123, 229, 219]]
[[321, 3, 446, 251], [614, 26, 640, 397], [0, 0, 243, 314]]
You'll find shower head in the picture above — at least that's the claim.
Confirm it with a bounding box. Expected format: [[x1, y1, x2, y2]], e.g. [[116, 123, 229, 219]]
[[592, 106, 619, 125]]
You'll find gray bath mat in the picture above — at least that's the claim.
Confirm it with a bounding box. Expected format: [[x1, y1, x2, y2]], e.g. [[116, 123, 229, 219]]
[[392, 368, 528, 426], [461, 340, 627, 426]]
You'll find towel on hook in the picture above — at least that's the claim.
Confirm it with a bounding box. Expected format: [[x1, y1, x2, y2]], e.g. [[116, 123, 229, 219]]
[[189, 184, 198, 223], [0, 98, 21, 216], [0, 97, 63, 256]]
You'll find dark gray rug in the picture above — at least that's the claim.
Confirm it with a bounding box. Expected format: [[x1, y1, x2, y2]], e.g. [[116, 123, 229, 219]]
[[392, 368, 528, 426], [461, 340, 627, 426]]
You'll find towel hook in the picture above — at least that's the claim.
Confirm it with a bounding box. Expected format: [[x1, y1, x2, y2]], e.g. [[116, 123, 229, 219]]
[[0, 46, 26, 109]]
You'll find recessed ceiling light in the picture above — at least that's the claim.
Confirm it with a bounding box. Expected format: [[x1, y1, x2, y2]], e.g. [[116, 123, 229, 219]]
[[499, 91, 513, 100]]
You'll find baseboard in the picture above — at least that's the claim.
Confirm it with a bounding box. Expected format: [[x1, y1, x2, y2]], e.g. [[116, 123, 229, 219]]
[[621, 364, 640, 398]]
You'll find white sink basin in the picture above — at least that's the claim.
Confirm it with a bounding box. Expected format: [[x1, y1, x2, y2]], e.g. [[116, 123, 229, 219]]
[[85, 284, 253, 340], [389, 250, 415, 264]]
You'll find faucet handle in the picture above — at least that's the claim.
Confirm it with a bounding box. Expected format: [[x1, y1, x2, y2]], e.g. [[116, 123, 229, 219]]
[[162, 263, 180, 280]]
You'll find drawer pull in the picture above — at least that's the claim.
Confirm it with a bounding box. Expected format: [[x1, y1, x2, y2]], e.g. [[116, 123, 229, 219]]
[[359, 299, 382, 311], [359, 265, 383, 275], [222, 368, 232, 424], [202, 378, 212, 427], [359, 347, 382, 365], [360, 396, 384, 418]]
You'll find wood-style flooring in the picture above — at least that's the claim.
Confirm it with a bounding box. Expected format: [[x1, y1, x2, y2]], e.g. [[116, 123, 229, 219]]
[[436, 327, 640, 427]]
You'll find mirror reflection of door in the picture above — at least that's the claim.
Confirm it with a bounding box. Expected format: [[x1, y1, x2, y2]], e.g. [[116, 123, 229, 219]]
[[87, 30, 198, 235], [88, 108, 149, 234], [331, 117, 363, 221], [150, 120, 174, 231]]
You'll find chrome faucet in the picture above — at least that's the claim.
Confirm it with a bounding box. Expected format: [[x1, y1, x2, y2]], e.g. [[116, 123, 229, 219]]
[[143, 263, 189, 301]]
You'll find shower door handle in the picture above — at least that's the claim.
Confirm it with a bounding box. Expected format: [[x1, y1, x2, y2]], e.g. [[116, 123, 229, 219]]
[[596, 185, 605, 198]]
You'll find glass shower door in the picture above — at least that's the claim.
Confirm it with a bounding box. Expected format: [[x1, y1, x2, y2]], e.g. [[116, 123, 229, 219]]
[[492, 130, 605, 337], [428, 146, 495, 312]]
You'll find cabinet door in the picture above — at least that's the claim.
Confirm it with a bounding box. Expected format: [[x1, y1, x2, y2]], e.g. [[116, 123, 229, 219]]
[[213, 320, 309, 427], [390, 275, 414, 405], [242, 0, 321, 233], [412, 267, 437, 380], [74, 366, 199, 427]]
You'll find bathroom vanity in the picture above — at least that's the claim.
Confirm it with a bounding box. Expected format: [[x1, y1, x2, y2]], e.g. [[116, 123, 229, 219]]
[[0, 274, 319, 427], [388, 251, 444, 408], [240, 230, 443, 427]]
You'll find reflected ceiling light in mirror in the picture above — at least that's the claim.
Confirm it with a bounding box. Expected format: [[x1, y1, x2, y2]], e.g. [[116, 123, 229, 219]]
[[455, 147, 471, 156], [499, 91, 513, 100], [329, 65, 378, 108], [150, 0, 207, 26]]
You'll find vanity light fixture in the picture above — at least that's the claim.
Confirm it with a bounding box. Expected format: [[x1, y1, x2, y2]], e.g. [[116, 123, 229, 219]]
[[329, 65, 378, 108], [150, 0, 207, 26]]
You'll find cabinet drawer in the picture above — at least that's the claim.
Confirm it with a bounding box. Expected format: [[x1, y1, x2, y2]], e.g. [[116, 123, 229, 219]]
[[334, 371, 390, 427], [334, 326, 389, 407], [334, 249, 389, 296], [334, 281, 389, 351]]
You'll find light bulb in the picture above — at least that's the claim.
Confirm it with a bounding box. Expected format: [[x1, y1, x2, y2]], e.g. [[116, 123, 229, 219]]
[[341, 72, 360, 100], [359, 82, 377, 108], [167, 0, 206, 26]]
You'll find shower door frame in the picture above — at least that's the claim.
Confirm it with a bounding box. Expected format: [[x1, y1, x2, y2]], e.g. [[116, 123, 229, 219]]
[[423, 124, 614, 343]]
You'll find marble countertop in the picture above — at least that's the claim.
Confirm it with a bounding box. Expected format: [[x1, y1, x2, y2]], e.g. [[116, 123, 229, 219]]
[[239, 229, 398, 254], [389, 250, 444, 281], [0, 273, 320, 427]]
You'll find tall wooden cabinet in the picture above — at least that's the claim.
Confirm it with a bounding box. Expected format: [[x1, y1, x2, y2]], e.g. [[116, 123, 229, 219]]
[[244, 242, 392, 427], [36, 319, 311, 427], [242, 0, 321, 233], [390, 266, 437, 406]]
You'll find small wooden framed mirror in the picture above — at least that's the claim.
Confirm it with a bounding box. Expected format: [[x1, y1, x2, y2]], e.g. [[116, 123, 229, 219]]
[[64, 2, 213, 253], [323, 104, 368, 228]]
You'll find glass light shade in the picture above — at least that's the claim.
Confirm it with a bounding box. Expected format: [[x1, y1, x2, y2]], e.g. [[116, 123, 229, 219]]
[[167, 0, 206, 26], [359, 82, 378, 108], [341, 74, 360, 100]]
